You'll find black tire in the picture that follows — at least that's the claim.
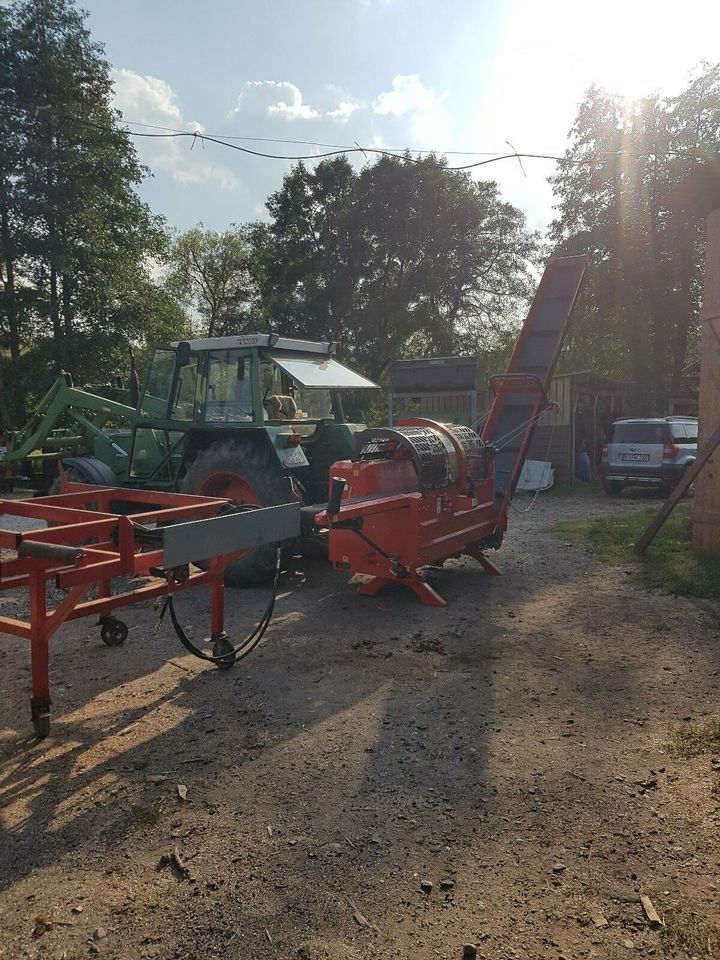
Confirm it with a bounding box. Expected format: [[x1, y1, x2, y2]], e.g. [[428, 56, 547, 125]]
[[48, 464, 85, 496], [100, 618, 128, 646], [212, 635, 236, 670], [683, 464, 696, 499], [602, 479, 623, 497], [48, 457, 117, 496], [180, 439, 292, 586]]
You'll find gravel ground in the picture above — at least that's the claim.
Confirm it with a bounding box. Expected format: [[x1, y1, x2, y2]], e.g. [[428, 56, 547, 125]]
[[1, 490, 719, 960]]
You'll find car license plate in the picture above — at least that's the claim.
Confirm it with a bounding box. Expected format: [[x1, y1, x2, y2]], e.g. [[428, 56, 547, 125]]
[[621, 453, 649, 462]]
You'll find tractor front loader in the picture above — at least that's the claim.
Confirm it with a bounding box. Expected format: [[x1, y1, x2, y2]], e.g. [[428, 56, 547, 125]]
[[4, 372, 137, 492]]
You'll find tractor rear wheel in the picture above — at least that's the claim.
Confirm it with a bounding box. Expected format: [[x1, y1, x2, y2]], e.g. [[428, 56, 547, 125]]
[[181, 440, 293, 586]]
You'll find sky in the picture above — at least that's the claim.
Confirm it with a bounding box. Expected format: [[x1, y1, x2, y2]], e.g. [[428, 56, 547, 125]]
[[80, 0, 720, 235]]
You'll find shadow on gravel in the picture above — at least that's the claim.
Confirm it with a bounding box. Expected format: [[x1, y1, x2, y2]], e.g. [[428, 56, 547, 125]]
[[1, 501, 718, 957]]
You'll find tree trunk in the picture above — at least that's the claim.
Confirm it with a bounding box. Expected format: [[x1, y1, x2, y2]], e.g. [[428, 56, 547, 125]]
[[0, 180, 25, 424], [61, 272, 74, 335]]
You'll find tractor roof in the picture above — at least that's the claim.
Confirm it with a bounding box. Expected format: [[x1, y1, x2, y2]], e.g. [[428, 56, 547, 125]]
[[171, 334, 379, 390], [172, 334, 337, 355]]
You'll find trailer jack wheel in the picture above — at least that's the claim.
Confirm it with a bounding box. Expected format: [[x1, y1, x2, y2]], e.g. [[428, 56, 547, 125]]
[[31, 697, 51, 739], [212, 633, 236, 670], [100, 617, 128, 646]]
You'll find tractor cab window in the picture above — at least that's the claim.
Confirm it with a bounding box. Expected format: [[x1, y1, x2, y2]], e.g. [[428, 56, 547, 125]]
[[205, 349, 253, 422], [260, 358, 334, 423], [170, 354, 199, 421], [140, 349, 176, 416]]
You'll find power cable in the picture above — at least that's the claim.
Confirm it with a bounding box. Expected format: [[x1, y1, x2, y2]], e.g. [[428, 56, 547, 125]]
[[2, 96, 707, 172]]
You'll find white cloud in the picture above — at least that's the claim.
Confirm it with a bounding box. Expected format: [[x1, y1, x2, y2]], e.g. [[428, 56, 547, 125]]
[[111, 68, 238, 189], [326, 100, 362, 124], [372, 74, 450, 147], [231, 80, 320, 121], [231, 80, 363, 124]]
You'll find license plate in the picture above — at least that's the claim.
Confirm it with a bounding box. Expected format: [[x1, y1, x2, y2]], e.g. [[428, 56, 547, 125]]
[[621, 453, 649, 462], [281, 445, 309, 468]]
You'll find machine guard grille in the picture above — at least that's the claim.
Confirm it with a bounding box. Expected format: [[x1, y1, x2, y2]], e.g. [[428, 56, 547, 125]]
[[353, 426, 452, 492], [447, 424, 490, 482]]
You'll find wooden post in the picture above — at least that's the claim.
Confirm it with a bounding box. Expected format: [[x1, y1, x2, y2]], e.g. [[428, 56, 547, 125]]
[[693, 208, 720, 552]]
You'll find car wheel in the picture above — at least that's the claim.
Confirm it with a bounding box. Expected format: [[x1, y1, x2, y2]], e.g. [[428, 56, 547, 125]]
[[602, 480, 623, 497], [683, 467, 696, 499]]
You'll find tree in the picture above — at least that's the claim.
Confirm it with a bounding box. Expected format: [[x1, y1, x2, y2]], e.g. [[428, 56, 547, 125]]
[[251, 154, 538, 381], [549, 66, 720, 408], [0, 0, 180, 424], [165, 225, 257, 337]]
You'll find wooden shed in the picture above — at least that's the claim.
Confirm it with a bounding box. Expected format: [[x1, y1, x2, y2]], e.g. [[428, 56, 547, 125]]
[[479, 372, 631, 484], [389, 359, 632, 485], [388, 357, 484, 426]]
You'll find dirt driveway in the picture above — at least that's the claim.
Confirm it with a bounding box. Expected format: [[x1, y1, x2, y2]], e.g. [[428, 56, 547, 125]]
[[1, 491, 719, 960]]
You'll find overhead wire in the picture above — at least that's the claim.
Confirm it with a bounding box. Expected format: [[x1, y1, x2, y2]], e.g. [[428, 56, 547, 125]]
[[2, 96, 707, 171]]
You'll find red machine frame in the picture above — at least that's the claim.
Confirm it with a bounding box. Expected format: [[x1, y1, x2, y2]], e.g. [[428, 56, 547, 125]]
[[316, 417, 502, 607], [316, 255, 588, 606], [0, 482, 245, 737]]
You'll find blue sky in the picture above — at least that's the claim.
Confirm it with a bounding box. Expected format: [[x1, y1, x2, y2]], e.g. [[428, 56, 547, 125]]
[[82, 0, 719, 235]]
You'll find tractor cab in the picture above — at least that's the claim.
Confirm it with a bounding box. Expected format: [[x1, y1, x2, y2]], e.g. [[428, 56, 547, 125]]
[[129, 334, 379, 510]]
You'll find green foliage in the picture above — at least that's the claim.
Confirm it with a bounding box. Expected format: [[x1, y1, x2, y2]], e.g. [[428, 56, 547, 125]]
[[554, 502, 720, 598], [550, 66, 720, 409], [165, 224, 257, 337], [0, 0, 186, 426], [249, 154, 539, 382]]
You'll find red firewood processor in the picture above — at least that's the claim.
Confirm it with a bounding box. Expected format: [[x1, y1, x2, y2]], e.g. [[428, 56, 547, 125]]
[[316, 255, 587, 606]]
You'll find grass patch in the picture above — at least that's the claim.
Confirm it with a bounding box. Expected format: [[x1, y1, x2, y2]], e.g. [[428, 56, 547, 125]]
[[107, 800, 165, 839], [554, 502, 720, 599], [662, 905, 720, 957], [669, 720, 720, 758]]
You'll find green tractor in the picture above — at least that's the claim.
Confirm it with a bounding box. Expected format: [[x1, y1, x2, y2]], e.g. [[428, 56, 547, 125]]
[[4, 334, 379, 584]]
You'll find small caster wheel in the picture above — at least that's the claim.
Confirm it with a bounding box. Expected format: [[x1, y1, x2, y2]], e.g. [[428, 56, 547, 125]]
[[100, 617, 128, 646], [212, 634, 236, 670]]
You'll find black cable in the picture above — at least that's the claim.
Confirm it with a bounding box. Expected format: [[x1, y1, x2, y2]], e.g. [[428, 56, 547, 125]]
[[159, 545, 281, 665], [3, 96, 707, 171]]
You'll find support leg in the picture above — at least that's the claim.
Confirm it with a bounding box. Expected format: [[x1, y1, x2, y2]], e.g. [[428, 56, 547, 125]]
[[29, 572, 51, 738], [357, 575, 447, 607], [464, 546, 502, 576], [210, 568, 225, 638], [209, 564, 234, 669]]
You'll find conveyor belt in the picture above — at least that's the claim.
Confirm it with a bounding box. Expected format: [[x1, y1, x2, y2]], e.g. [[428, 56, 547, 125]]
[[481, 255, 587, 509]]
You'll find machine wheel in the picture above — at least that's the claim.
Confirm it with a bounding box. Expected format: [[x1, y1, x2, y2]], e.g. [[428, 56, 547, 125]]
[[181, 439, 293, 586], [100, 617, 128, 646], [48, 464, 86, 497], [602, 480, 623, 497], [48, 457, 117, 495], [212, 634, 236, 670]]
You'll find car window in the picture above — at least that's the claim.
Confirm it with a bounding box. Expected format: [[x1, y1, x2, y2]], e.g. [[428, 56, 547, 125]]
[[671, 422, 697, 443], [611, 423, 669, 443]]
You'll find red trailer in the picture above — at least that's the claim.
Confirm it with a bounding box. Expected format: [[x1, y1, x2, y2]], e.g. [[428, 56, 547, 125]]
[[0, 480, 298, 736]]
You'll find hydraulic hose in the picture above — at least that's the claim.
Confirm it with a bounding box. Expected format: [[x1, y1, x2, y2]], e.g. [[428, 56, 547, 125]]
[[159, 546, 282, 666]]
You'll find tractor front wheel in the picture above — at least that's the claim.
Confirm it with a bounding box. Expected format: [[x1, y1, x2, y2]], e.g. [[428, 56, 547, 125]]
[[181, 440, 293, 587]]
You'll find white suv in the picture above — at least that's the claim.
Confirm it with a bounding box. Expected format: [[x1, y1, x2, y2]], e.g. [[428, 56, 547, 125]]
[[599, 417, 698, 496]]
